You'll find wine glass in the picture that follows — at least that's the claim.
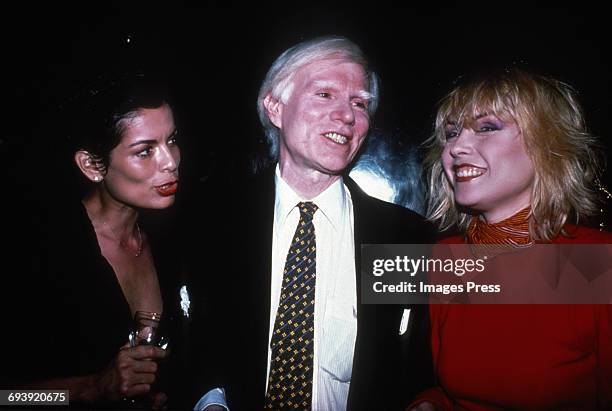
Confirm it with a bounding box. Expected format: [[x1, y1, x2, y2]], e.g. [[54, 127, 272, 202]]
[[129, 311, 169, 349], [123, 311, 169, 408]]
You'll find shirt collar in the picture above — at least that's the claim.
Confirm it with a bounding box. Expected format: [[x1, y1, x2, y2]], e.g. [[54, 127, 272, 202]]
[[274, 164, 347, 232]]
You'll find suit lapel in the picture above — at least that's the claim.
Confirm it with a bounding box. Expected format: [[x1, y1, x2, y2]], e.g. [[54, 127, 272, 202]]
[[344, 176, 368, 408], [344, 176, 405, 409]]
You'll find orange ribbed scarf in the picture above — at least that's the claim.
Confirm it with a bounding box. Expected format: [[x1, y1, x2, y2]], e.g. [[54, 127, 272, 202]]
[[466, 208, 534, 258]]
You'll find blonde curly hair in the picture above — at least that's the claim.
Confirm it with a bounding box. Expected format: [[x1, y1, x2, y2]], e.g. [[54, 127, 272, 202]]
[[425, 69, 603, 241]]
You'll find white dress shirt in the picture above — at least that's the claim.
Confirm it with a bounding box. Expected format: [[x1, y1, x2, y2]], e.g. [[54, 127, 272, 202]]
[[268, 166, 358, 410]]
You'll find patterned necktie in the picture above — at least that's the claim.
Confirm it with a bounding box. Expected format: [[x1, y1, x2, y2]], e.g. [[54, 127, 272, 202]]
[[265, 201, 318, 410]]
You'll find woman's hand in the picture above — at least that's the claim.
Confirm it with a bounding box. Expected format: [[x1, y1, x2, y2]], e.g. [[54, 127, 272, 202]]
[[11, 343, 168, 408], [93, 343, 167, 401]]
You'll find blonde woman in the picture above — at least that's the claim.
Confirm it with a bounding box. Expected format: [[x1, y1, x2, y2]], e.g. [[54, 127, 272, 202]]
[[410, 69, 612, 410]]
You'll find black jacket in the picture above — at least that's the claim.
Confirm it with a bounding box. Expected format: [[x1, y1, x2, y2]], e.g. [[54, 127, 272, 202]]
[[188, 167, 435, 410]]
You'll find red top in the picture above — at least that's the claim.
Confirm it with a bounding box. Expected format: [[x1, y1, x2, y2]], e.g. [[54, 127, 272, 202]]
[[410, 225, 612, 410]]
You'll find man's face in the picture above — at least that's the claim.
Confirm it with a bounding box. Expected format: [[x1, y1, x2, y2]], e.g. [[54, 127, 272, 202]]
[[269, 58, 371, 178]]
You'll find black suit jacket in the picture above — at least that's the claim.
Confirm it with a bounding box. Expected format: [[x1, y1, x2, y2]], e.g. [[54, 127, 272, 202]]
[[190, 167, 434, 410]]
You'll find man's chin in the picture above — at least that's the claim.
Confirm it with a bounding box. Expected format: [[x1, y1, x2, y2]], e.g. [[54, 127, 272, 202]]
[[314, 157, 356, 176], [315, 165, 349, 177]]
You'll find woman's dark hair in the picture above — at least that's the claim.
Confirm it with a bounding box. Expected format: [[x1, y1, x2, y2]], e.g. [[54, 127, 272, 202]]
[[67, 72, 171, 173]]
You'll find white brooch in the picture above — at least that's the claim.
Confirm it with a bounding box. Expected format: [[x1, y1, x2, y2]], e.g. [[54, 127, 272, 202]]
[[399, 308, 410, 335], [180, 285, 190, 318]]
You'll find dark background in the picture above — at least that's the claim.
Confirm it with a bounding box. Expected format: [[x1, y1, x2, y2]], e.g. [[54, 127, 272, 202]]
[[0, 4, 609, 403], [3, 5, 610, 216]]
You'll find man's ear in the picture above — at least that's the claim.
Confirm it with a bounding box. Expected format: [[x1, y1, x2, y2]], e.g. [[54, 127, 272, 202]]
[[74, 150, 104, 182], [263, 94, 283, 129]]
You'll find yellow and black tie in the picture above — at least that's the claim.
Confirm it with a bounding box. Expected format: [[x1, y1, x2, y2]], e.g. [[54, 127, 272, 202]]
[[265, 202, 318, 410]]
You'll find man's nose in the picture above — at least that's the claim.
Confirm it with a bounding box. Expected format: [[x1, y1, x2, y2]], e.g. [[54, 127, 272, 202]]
[[330, 100, 355, 125]]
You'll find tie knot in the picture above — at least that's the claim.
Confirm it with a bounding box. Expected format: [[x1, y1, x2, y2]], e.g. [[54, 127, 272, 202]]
[[298, 202, 318, 221]]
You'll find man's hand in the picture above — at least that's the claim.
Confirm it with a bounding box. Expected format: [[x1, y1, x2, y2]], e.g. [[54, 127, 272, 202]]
[[408, 401, 443, 411]]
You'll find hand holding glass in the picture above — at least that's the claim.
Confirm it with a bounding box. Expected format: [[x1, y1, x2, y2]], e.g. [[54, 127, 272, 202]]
[[129, 311, 169, 349]]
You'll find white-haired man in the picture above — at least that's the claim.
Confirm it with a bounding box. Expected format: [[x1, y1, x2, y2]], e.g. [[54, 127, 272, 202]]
[[194, 36, 435, 410]]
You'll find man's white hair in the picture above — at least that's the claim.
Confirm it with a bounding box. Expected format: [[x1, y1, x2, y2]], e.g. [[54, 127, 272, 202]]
[[257, 36, 379, 160]]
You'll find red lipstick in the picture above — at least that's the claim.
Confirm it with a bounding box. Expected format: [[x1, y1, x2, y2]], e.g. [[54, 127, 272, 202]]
[[155, 181, 178, 197], [453, 164, 486, 182]]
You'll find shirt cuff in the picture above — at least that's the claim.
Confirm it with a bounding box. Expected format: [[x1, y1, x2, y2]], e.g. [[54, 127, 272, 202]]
[[193, 387, 228, 411]]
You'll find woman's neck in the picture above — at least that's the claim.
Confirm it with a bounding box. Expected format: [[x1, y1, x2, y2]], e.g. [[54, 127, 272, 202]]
[[82, 188, 139, 240], [480, 199, 532, 225]]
